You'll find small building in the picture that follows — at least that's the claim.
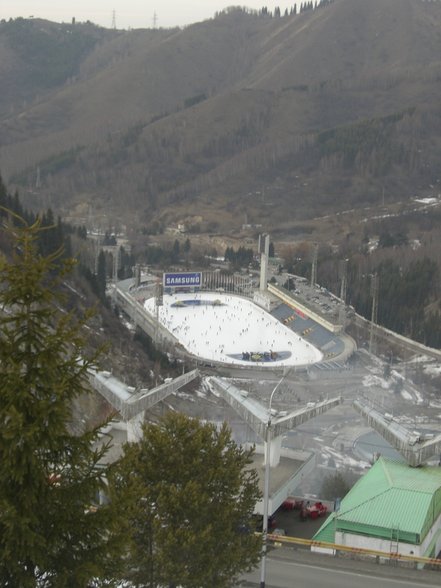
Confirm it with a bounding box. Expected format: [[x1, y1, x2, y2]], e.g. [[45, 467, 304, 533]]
[[313, 457, 441, 560]]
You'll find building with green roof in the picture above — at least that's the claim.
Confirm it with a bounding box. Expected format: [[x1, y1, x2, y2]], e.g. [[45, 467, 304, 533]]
[[313, 457, 441, 559]]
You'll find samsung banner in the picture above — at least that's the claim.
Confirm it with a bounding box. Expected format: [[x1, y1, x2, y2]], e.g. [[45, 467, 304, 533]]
[[163, 272, 202, 288]]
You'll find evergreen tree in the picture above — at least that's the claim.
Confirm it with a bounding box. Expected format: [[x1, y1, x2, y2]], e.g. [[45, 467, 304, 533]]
[[76, 225, 87, 240], [183, 238, 191, 255], [103, 231, 117, 246], [224, 246, 253, 269], [183, 238, 191, 269], [269, 241, 275, 258], [0, 214, 124, 586], [109, 413, 262, 588], [37, 209, 66, 258], [171, 239, 180, 263], [321, 472, 351, 501]]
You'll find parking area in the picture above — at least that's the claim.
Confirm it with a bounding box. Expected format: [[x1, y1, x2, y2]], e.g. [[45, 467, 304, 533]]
[[269, 503, 331, 540]]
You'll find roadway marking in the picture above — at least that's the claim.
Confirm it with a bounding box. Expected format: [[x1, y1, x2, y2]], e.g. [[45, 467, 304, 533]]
[[268, 559, 440, 587]]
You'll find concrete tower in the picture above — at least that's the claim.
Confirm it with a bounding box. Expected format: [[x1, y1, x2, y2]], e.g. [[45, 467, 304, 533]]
[[259, 233, 270, 291]]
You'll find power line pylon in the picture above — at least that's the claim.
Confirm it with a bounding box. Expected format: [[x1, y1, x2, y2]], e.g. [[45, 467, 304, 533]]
[[111, 10, 116, 30]]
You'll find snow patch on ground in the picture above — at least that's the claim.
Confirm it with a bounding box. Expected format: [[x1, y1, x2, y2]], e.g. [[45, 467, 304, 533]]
[[322, 446, 368, 469], [424, 364, 441, 377], [412, 388, 424, 405], [400, 390, 412, 401], [121, 318, 136, 332], [415, 197, 438, 204], [362, 374, 390, 389], [407, 354, 433, 364], [175, 391, 195, 402]]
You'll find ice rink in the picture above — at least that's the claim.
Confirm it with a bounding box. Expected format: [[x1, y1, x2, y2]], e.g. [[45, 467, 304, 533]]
[[143, 292, 322, 367]]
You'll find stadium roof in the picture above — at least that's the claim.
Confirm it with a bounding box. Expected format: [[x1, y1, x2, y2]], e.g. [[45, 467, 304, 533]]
[[314, 457, 441, 545]]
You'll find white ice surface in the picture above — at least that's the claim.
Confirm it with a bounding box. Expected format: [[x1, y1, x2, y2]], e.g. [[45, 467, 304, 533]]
[[144, 292, 322, 367]]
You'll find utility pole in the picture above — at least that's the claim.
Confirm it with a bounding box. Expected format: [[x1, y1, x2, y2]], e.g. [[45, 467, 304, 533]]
[[259, 375, 287, 588]]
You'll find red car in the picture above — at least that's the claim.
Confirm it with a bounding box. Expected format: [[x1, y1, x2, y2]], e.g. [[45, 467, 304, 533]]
[[306, 501, 327, 519], [281, 498, 298, 511]]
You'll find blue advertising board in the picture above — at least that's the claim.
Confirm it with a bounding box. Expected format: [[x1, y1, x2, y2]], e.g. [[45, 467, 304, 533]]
[[163, 272, 202, 288]]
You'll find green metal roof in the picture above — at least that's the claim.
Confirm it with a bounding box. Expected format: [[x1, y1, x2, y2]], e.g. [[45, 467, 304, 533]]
[[313, 457, 441, 545], [313, 512, 336, 544]]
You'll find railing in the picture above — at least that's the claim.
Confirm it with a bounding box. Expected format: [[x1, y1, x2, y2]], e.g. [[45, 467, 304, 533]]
[[264, 533, 441, 569]]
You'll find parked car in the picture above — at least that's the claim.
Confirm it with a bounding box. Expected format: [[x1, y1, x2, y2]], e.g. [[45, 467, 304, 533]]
[[281, 498, 298, 511]]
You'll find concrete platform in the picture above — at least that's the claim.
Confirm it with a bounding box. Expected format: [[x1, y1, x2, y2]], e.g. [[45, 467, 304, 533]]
[[248, 448, 316, 516]]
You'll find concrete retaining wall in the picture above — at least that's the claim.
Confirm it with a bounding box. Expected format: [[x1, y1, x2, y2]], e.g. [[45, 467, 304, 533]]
[[354, 313, 441, 361]]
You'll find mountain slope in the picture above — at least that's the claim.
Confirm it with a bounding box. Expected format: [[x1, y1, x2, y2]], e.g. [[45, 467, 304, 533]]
[[1, 0, 441, 234], [246, 0, 441, 89], [0, 11, 268, 174]]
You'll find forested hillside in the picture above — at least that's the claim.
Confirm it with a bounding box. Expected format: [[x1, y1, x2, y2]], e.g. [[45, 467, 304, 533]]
[[0, 18, 118, 118], [0, 0, 440, 235], [0, 178, 179, 384]]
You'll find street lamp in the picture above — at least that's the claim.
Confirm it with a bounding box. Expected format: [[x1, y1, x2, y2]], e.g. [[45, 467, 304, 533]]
[[259, 374, 286, 588]]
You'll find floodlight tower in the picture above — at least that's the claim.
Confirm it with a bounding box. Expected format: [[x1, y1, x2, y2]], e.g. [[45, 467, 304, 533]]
[[369, 273, 379, 354], [258, 233, 270, 291], [339, 259, 348, 303], [339, 258, 348, 325], [310, 242, 318, 287], [155, 279, 163, 345]]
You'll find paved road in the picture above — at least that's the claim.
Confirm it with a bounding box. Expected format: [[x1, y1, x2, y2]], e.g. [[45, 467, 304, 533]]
[[239, 550, 441, 588], [241, 559, 440, 588]]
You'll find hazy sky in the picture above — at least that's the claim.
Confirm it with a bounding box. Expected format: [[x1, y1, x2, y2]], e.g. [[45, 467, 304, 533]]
[[2, 1, 297, 29]]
